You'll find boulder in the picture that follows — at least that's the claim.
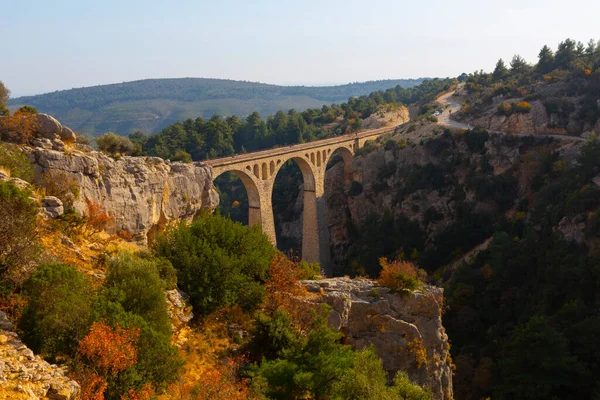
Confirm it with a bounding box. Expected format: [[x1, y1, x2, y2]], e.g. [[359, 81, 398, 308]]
[[59, 126, 76, 142], [42, 196, 64, 218], [35, 114, 63, 139]]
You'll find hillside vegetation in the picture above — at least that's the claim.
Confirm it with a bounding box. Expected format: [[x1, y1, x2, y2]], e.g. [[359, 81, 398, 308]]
[[8, 77, 425, 136], [320, 37, 600, 400]]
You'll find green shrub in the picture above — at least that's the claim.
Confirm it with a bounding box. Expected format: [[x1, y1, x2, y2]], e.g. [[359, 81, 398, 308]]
[[172, 150, 192, 163], [0, 181, 40, 282], [355, 140, 378, 156], [17, 106, 38, 114], [298, 260, 321, 279], [103, 253, 173, 335], [331, 348, 433, 400], [19, 263, 94, 359], [154, 213, 275, 315], [96, 133, 135, 155], [0, 142, 34, 182], [250, 305, 355, 399]]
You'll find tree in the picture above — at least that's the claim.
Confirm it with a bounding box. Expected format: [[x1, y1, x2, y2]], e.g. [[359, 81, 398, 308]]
[[555, 38, 577, 69], [103, 253, 174, 335], [154, 213, 275, 314], [0, 182, 40, 283], [0, 81, 9, 116], [497, 316, 584, 399], [492, 59, 509, 81], [19, 263, 94, 359], [510, 55, 529, 75], [537, 45, 555, 74]]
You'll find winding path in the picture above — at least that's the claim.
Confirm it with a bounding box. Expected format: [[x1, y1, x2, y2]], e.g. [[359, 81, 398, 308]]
[[436, 88, 586, 142]]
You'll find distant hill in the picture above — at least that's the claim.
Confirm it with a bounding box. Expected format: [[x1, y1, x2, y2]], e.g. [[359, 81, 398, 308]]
[[8, 78, 426, 136]]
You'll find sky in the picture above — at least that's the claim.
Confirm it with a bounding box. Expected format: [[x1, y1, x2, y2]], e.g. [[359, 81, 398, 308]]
[[1, 0, 599, 97]]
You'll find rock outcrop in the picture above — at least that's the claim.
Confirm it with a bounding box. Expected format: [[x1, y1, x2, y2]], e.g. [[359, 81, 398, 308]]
[[302, 278, 453, 400], [27, 146, 219, 243], [0, 311, 79, 400]]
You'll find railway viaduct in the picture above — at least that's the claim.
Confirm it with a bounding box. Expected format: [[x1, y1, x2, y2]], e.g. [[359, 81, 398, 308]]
[[203, 126, 395, 270]]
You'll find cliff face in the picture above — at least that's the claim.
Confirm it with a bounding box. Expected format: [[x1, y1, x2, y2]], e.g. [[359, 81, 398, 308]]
[[0, 312, 79, 400], [302, 278, 453, 400], [27, 146, 219, 243]]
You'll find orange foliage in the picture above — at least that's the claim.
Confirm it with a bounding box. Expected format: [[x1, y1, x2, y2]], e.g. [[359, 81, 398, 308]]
[[263, 254, 317, 333], [187, 358, 250, 400], [585, 68, 593, 76], [78, 322, 140, 375], [117, 229, 134, 240], [0, 110, 40, 143], [85, 198, 113, 233], [123, 384, 155, 400], [378, 257, 418, 280], [0, 293, 28, 324], [75, 368, 108, 400]]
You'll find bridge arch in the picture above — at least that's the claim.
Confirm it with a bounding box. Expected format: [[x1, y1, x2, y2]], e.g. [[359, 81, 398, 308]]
[[213, 167, 263, 227]]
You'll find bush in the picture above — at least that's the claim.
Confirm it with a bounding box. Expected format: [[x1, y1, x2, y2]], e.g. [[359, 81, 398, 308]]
[[331, 348, 433, 400], [355, 140, 378, 156], [96, 133, 135, 155], [104, 253, 174, 336], [17, 106, 37, 114], [0, 181, 40, 282], [377, 257, 425, 293], [154, 213, 275, 315], [19, 263, 94, 359], [172, 150, 192, 163], [0, 142, 34, 182], [513, 101, 532, 113]]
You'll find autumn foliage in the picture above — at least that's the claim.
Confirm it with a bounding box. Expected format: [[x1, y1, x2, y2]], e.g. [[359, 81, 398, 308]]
[[378, 257, 425, 292], [84, 198, 113, 233], [78, 322, 140, 374], [0, 109, 40, 144], [263, 254, 317, 333]]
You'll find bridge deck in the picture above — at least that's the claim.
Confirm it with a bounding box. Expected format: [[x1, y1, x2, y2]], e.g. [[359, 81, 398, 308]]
[[202, 125, 395, 168]]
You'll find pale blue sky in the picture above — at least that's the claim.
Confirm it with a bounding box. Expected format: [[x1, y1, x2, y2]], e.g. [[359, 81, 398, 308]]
[[2, 0, 599, 97]]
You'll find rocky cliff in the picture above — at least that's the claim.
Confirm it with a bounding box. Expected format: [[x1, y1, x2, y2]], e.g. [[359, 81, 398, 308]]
[[0, 312, 79, 400], [26, 145, 219, 243], [302, 278, 453, 400]]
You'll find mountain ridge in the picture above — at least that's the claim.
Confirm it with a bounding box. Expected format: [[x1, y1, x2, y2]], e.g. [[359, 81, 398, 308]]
[[8, 77, 427, 136]]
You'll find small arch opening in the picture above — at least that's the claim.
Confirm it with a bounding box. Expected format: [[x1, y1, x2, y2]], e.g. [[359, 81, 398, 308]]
[[270, 161, 275, 176], [262, 163, 268, 180], [253, 164, 259, 178]]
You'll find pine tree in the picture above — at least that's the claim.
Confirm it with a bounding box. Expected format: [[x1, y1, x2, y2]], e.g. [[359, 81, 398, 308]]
[[492, 59, 509, 81]]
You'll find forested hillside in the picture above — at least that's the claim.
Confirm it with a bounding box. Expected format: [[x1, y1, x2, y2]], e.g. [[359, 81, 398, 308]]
[[8, 77, 425, 136]]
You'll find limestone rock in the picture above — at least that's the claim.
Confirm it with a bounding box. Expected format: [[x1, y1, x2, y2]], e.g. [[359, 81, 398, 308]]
[[42, 196, 64, 218], [36, 114, 63, 140], [0, 311, 79, 399], [59, 126, 76, 142], [302, 278, 453, 400], [0, 170, 31, 191], [28, 147, 219, 243], [32, 138, 53, 150]]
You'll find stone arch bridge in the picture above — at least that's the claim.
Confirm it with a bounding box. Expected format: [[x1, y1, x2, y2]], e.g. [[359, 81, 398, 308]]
[[204, 126, 394, 271]]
